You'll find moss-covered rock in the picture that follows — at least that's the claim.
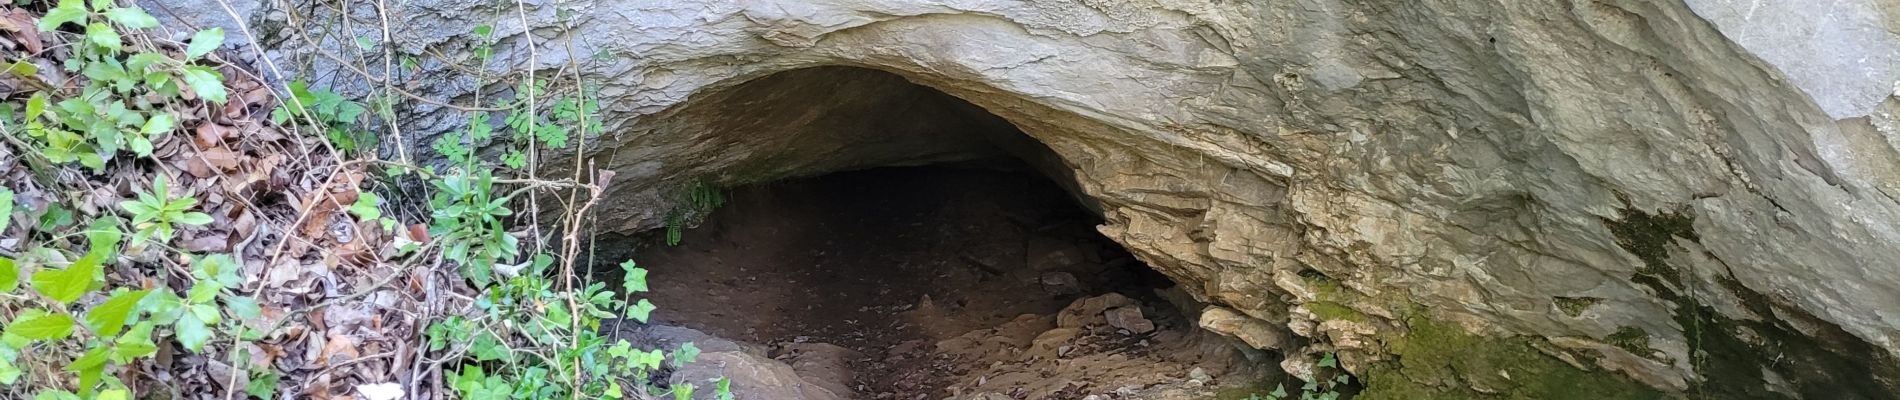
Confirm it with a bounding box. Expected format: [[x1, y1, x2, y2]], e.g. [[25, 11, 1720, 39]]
[[1604, 207, 1899, 399], [1355, 313, 1665, 400]]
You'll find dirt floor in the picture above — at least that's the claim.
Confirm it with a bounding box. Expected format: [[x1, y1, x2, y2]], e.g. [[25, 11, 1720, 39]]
[[598, 164, 1267, 399]]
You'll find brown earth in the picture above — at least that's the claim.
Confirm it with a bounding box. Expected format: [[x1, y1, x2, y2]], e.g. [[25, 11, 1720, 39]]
[[599, 164, 1269, 399]]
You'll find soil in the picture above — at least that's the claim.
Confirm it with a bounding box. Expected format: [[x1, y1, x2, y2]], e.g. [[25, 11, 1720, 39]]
[[597, 164, 1266, 399]]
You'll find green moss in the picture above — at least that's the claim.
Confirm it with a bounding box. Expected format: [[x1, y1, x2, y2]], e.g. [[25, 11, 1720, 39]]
[[1604, 207, 1899, 399], [1308, 301, 1370, 322], [1602, 207, 1695, 286], [1355, 313, 1665, 400], [1604, 326, 1652, 356], [1553, 296, 1600, 317]]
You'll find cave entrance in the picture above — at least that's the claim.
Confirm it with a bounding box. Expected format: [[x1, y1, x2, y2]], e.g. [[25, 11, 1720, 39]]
[[592, 67, 1266, 399]]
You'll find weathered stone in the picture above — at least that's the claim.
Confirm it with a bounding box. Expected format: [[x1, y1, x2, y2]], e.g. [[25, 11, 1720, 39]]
[[152, 0, 1900, 395], [1198, 306, 1287, 351], [1038, 271, 1082, 295], [1104, 306, 1155, 334], [1058, 293, 1137, 329]]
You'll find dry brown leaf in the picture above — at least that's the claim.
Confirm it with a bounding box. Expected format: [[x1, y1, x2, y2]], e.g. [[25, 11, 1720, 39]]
[[319, 331, 359, 367], [0, 8, 42, 54], [181, 232, 229, 252], [201, 146, 243, 171], [404, 224, 429, 244], [194, 123, 230, 148]]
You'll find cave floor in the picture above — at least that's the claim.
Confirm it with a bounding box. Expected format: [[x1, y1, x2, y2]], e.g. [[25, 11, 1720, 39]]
[[599, 165, 1266, 399]]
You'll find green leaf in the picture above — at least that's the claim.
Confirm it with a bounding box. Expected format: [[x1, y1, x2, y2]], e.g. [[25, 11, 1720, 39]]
[[0, 258, 15, 293], [175, 212, 212, 226], [0, 357, 20, 385], [670, 342, 700, 368], [627, 298, 655, 323], [113, 322, 158, 360], [31, 253, 101, 303], [185, 28, 224, 59], [174, 312, 211, 352], [225, 295, 261, 320], [38, 0, 86, 31], [31, 389, 80, 400], [181, 66, 226, 103], [140, 113, 174, 136], [246, 370, 280, 400], [349, 192, 382, 221], [620, 261, 646, 293], [632, 348, 664, 370], [5, 313, 75, 340], [0, 188, 13, 235], [186, 281, 219, 304], [25, 93, 47, 121], [85, 23, 121, 53], [671, 383, 693, 400], [103, 7, 158, 28], [86, 289, 149, 337], [65, 346, 108, 372]]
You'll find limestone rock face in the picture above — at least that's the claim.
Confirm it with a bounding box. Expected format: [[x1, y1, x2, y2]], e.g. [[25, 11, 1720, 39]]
[[149, 0, 1900, 396]]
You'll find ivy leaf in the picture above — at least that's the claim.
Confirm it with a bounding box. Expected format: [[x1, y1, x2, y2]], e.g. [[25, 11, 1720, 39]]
[[85, 289, 149, 337], [31, 253, 101, 304], [185, 28, 223, 59], [627, 298, 655, 323], [671, 383, 693, 400], [670, 342, 699, 368], [38, 0, 87, 31], [632, 349, 664, 370], [174, 311, 211, 352], [85, 23, 121, 53], [181, 66, 226, 103], [5, 313, 75, 340], [620, 261, 646, 293], [103, 7, 158, 28], [349, 192, 382, 221]]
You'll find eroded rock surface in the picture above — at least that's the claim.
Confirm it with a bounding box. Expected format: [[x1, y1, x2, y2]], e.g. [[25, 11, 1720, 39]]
[[150, 0, 1900, 396]]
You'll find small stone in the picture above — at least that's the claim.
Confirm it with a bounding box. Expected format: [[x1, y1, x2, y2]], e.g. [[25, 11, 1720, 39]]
[[1104, 306, 1155, 334], [1189, 367, 1213, 382], [1039, 271, 1082, 295]]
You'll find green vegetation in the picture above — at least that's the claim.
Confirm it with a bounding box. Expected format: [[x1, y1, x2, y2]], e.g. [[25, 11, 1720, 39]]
[[1244, 352, 1354, 400], [0, 1, 724, 398], [1552, 296, 1600, 317], [1356, 313, 1664, 400], [663, 179, 725, 246]]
